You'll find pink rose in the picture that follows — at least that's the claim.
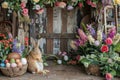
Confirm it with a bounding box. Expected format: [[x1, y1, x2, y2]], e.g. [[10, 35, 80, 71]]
[[20, 2, 26, 9], [106, 73, 112, 80], [22, 8, 28, 16], [62, 52, 67, 56], [90, 2, 96, 8], [78, 2, 83, 8], [101, 45, 109, 53], [105, 38, 113, 45], [86, 0, 92, 5]]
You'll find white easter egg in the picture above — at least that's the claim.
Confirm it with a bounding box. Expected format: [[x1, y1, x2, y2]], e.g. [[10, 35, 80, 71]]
[[6, 63, 10, 68], [21, 58, 27, 65], [11, 63, 17, 68], [57, 60, 62, 65]]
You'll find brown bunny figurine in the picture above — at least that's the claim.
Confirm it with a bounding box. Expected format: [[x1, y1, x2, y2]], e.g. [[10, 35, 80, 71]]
[[27, 38, 49, 74]]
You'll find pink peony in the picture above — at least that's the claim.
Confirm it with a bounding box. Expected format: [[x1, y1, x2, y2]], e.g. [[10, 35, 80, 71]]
[[106, 73, 113, 80], [105, 38, 113, 45], [22, 8, 28, 16], [101, 45, 109, 53], [20, 2, 26, 9]]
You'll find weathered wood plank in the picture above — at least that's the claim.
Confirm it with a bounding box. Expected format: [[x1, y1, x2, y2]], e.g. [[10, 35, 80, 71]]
[[37, 33, 75, 39], [46, 7, 53, 54], [53, 7, 61, 54], [60, 8, 67, 52], [12, 11, 17, 38]]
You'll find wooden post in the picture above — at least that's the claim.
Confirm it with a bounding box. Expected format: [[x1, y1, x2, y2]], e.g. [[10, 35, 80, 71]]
[[46, 7, 53, 54], [60, 9, 67, 52], [12, 11, 17, 38], [114, 5, 118, 32]]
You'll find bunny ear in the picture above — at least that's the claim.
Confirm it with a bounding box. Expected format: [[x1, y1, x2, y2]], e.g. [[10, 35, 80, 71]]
[[30, 37, 36, 47], [36, 39, 40, 47]]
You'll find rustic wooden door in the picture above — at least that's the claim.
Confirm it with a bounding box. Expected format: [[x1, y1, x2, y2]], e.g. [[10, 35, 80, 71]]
[[30, 7, 77, 54]]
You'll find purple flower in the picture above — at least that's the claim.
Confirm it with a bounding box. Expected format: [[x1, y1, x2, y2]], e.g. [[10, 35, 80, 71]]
[[87, 24, 96, 37], [67, 5, 74, 10], [102, 33, 107, 41], [108, 27, 116, 39]]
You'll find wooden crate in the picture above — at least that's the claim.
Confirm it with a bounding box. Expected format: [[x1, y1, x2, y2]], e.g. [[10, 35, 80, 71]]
[[30, 7, 77, 54]]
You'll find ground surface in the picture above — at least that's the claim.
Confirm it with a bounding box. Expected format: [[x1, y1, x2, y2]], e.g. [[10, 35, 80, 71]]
[[0, 62, 120, 80]]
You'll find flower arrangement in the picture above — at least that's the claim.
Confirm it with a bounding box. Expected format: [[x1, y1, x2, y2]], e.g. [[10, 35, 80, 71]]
[[0, 32, 29, 68], [69, 22, 120, 79], [0, 32, 13, 67], [1, 0, 100, 16]]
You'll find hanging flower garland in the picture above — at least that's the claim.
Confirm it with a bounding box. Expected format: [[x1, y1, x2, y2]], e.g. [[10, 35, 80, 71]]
[[1, 0, 100, 15]]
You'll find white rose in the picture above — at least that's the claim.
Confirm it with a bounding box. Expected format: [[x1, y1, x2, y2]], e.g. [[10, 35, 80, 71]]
[[35, 5, 40, 10]]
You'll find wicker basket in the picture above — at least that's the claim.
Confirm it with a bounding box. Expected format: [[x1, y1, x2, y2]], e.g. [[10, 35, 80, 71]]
[[0, 64, 28, 77], [85, 64, 100, 76]]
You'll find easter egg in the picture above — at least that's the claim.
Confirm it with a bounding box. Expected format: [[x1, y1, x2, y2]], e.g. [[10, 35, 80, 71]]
[[21, 58, 27, 65], [5, 60, 9, 63], [6, 63, 10, 68], [11, 63, 17, 68], [1, 60, 5, 63], [16, 59, 20, 63], [17, 62, 22, 68], [1, 63, 5, 67], [10, 58, 15, 63]]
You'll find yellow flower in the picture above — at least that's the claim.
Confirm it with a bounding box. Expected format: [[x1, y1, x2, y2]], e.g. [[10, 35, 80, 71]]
[[97, 30, 102, 42], [2, 2, 8, 9], [113, 33, 120, 45], [33, 0, 39, 3], [114, 0, 120, 5], [88, 35, 95, 44], [70, 40, 77, 50]]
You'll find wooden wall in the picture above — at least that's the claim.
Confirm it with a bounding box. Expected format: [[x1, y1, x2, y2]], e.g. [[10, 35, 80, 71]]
[[31, 7, 78, 54]]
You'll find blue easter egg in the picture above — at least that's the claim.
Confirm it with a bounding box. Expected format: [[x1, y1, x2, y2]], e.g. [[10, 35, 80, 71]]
[[1, 63, 5, 67], [1, 60, 4, 63]]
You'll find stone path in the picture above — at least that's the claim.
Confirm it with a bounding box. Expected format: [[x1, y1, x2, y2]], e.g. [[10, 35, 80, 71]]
[[0, 62, 120, 80]]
